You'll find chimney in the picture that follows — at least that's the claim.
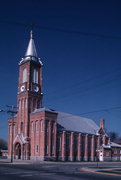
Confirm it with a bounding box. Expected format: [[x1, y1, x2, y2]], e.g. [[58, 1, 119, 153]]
[[100, 119, 105, 129]]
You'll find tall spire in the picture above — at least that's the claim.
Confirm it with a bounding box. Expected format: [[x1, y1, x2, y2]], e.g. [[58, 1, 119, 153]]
[[25, 30, 38, 58], [20, 31, 42, 65]]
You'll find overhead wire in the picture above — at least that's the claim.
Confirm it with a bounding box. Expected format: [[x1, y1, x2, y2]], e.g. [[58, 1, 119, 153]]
[[43, 106, 121, 121], [0, 20, 121, 101], [44, 66, 121, 99], [0, 20, 121, 120], [44, 73, 121, 103], [0, 20, 121, 40]]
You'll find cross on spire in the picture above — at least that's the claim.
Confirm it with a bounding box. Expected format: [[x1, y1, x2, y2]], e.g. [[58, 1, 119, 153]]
[[19, 31, 43, 65], [30, 30, 33, 39], [25, 30, 38, 59]]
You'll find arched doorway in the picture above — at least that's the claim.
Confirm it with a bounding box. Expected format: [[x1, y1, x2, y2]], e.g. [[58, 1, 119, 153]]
[[14, 143, 21, 159]]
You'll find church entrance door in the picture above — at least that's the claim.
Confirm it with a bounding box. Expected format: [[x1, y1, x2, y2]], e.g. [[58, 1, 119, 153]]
[[15, 143, 21, 159]]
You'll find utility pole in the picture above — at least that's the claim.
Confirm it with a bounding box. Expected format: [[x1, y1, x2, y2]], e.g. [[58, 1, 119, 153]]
[[0, 105, 17, 163]]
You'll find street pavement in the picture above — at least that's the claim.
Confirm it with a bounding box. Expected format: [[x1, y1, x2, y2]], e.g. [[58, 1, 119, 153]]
[[0, 161, 121, 179]]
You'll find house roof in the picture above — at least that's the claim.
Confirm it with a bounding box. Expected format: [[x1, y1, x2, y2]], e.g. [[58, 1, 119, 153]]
[[31, 107, 57, 114], [100, 144, 111, 149], [31, 107, 100, 135], [0, 150, 8, 152], [110, 142, 121, 148], [100, 142, 121, 149]]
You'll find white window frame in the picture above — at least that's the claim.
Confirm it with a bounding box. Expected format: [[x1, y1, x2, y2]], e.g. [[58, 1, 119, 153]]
[[40, 120, 44, 132], [35, 121, 39, 133], [23, 68, 27, 83], [32, 69, 38, 83]]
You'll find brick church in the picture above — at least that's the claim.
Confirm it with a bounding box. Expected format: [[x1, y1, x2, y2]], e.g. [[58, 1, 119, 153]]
[[8, 31, 121, 162]]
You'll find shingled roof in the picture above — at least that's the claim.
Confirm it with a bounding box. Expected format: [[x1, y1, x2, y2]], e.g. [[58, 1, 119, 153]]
[[32, 107, 100, 135], [57, 111, 99, 135]]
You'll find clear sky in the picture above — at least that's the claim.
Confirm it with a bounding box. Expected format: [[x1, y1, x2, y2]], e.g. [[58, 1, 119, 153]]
[[0, 0, 121, 140]]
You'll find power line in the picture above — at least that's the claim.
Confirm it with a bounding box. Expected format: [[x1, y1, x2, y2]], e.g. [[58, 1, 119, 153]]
[[105, 110, 121, 120], [0, 104, 121, 119], [1, 21, 121, 103], [44, 73, 121, 103], [36, 105, 121, 121], [78, 106, 121, 116], [53, 106, 121, 120], [0, 21, 121, 119], [45, 66, 121, 98], [1, 20, 121, 40]]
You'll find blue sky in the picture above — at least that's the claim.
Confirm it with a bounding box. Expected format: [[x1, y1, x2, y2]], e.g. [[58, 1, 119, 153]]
[[0, 0, 121, 140]]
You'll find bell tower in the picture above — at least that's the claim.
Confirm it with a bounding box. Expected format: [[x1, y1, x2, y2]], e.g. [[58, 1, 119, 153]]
[[17, 31, 43, 137]]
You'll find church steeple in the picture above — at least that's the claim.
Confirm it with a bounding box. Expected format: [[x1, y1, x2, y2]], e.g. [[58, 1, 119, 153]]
[[18, 31, 43, 100], [20, 31, 42, 65], [25, 30, 38, 59]]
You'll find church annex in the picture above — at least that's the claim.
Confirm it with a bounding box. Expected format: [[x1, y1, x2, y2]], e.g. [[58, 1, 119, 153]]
[[8, 32, 121, 162]]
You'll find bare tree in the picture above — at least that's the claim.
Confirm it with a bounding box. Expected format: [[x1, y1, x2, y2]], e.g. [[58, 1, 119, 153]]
[[108, 131, 119, 141], [0, 139, 7, 150]]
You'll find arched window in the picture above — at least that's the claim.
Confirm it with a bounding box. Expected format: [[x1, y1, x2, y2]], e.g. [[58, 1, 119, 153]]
[[18, 101, 21, 110], [57, 136, 61, 152], [35, 121, 38, 132], [13, 124, 16, 135], [22, 99, 24, 109], [21, 122, 23, 132], [45, 121, 48, 132], [23, 68, 27, 83], [31, 122, 34, 133], [66, 135, 70, 152], [32, 69, 38, 83], [36, 145, 39, 153], [40, 120, 44, 132]]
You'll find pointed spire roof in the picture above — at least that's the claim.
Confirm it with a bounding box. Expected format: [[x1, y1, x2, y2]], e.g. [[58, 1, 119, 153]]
[[25, 30, 38, 58], [20, 31, 43, 65]]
